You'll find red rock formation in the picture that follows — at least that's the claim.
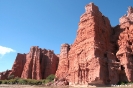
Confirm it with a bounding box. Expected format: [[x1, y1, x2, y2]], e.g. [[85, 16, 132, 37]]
[[115, 6, 133, 82], [0, 70, 11, 80], [0, 46, 59, 80], [65, 3, 118, 85], [56, 43, 70, 79], [0, 2, 133, 86], [21, 46, 59, 80], [9, 53, 26, 77]]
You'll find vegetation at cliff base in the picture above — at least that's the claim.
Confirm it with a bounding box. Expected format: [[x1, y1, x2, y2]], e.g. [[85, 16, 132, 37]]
[[117, 81, 133, 85], [42, 74, 55, 84], [0, 74, 55, 85]]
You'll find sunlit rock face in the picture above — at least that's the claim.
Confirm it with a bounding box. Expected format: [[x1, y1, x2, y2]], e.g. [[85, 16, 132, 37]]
[[0, 46, 59, 80], [66, 3, 118, 85], [55, 43, 70, 79], [0, 2, 133, 85], [56, 3, 133, 85], [20, 46, 59, 80], [9, 53, 26, 78]]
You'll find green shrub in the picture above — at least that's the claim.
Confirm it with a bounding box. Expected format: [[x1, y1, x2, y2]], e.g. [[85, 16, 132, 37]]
[[9, 79, 18, 84], [46, 74, 55, 82], [2, 80, 8, 84], [43, 79, 50, 84], [18, 79, 28, 84], [0, 78, 42, 85], [41, 74, 55, 84]]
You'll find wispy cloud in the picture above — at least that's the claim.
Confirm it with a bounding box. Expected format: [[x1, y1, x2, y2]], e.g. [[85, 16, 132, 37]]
[[0, 46, 16, 56]]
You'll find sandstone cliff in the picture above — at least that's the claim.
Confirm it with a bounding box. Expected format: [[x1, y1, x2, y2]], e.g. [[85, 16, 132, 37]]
[[56, 43, 70, 79], [21, 46, 59, 80], [66, 3, 117, 85], [0, 2, 133, 86], [56, 3, 133, 85], [0, 46, 59, 80]]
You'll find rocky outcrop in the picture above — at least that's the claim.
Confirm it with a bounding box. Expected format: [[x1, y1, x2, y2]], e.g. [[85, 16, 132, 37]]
[[21, 46, 59, 80], [115, 6, 133, 82], [65, 3, 118, 85], [0, 46, 59, 80], [0, 70, 11, 80], [56, 3, 133, 85], [56, 43, 70, 79], [9, 53, 26, 78]]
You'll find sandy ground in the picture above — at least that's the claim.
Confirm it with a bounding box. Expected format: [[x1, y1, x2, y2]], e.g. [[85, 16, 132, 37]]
[[0, 84, 133, 88]]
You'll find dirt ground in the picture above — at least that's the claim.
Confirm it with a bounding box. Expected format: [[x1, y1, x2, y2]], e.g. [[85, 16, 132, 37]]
[[0, 84, 133, 88]]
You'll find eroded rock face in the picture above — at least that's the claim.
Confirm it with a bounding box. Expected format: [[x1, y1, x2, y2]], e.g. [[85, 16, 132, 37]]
[[0, 70, 11, 80], [56, 43, 70, 79], [0, 46, 59, 80], [0, 2, 133, 85], [9, 53, 26, 78], [115, 7, 133, 82], [119, 6, 133, 25], [65, 3, 119, 85], [21, 46, 59, 80]]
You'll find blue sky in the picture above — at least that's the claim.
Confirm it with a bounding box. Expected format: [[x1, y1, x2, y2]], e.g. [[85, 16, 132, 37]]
[[0, 0, 133, 72]]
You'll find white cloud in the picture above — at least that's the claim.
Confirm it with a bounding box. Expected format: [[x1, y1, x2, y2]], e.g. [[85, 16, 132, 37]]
[[0, 46, 16, 56]]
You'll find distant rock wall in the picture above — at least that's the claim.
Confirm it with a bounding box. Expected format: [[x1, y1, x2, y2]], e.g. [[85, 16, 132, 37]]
[[0, 46, 59, 80]]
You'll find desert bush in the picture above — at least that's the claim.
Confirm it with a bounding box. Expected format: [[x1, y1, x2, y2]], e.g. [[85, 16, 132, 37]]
[[8, 79, 18, 84], [0, 78, 42, 85], [18, 79, 28, 84], [42, 74, 55, 84], [2, 80, 8, 84], [35, 80, 42, 85], [43, 79, 50, 84], [46, 74, 55, 82]]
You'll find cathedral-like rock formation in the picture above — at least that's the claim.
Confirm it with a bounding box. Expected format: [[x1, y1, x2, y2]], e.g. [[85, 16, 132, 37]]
[[64, 3, 118, 85], [0, 2, 133, 86], [0, 46, 59, 80], [56, 3, 133, 85]]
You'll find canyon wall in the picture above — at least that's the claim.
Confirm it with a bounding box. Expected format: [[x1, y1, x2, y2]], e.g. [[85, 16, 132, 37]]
[[66, 3, 119, 85], [0, 2, 133, 85], [56, 3, 133, 85]]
